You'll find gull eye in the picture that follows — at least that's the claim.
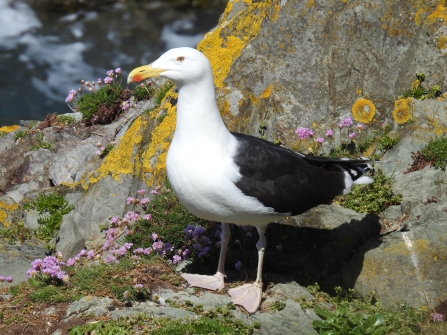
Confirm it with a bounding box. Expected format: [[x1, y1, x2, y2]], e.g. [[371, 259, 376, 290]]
[[176, 56, 185, 62]]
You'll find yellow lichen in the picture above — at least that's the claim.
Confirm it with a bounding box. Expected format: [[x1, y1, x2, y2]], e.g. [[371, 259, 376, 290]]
[[438, 35, 447, 49], [351, 98, 376, 123], [0, 125, 19, 133], [392, 98, 413, 124], [142, 90, 178, 185], [0, 210, 8, 226], [260, 84, 273, 99], [198, 0, 281, 89], [0, 201, 17, 227]]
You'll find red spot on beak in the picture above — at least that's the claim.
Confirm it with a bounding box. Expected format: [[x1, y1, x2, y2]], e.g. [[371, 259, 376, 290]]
[[132, 74, 143, 83]]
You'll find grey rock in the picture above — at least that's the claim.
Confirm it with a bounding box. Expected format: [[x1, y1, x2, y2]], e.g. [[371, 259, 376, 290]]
[[0, 237, 47, 286], [66, 296, 114, 317]]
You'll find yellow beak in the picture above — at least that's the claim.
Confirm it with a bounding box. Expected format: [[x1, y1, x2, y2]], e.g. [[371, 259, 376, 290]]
[[127, 64, 166, 84]]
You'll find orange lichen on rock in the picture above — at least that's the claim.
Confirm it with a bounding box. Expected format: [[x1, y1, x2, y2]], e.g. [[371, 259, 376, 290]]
[[351, 98, 376, 123], [260, 84, 273, 99], [392, 98, 413, 124], [0, 125, 19, 133]]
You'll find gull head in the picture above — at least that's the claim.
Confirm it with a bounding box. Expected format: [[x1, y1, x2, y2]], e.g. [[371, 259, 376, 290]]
[[127, 47, 212, 87]]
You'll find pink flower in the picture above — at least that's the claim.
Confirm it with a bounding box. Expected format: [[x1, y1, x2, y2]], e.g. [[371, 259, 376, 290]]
[[106, 70, 114, 77], [349, 132, 356, 139], [87, 250, 95, 259], [0, 276, 4, 282], [115, 68, 121, 74], [356, 123, 367, 130], [143, 214, 152, 220], [295, 127, 314, 139], [140, 198, 150, 205], [137, 189, 145, 196], [104, 77, 113, 84], [134, 283, 143, 290], [126, 197, 135, 205], [65, 93, 74, 103], [172, 255, 182, 264], [152, 232, 158, 241], [325, 129, 333, 137], [121, 100, 130, 111], [316, 137, 324, 143], [66, 258, 76, 266], [97, 78, 102, 85], [110, 216, 119, 224], [339, 117, 353, 128], [432, 313, 444, 322], [150, 189, 160, 195]]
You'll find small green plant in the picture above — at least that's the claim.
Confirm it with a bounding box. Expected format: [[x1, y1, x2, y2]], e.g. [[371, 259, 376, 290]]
[[0, 222, 32, 244], [56, 114, 76, 125], [132, 81, 155, 101], [270, 300, 286, 312], [0, 131, 7, 137], [30, 132, 54, 152], [95, 142, 115, 158], [14, 130, 28, 141], [65, 69, 132, 124], [421, 136, 447, 170], [23, 193, 75, 246], [154, 82, 174, 105], [337, 169, 402, 214], [400, 72, 442, 100], [258, 121, 267, 139]]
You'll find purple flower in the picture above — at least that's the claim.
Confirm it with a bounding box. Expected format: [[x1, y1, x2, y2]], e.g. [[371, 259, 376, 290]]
[[0, 276, 4, 282], [172, 255, 182, 264], [121, 100, 130, 111], [104, 254, 118, 264], [110, 216, 119, 224], [153, 241, 163, 250], [115, 68, 121, 74], [150, 189, 160, 195], [106, 70, 114, 77], [143, 214, 152, 220], [137, 189, 145, 196], [126, 197, 135, 205], [87, 250, 95, 259], [123, 243, 133, 250], [349, 132, 356, 140], [235, 261, 243, 271], [339, 117, 353, 128], [104, 77, 113, 84], [432, 313, 444, 322], [356, 123, 367, 130], [5, 276, 13, 283], [78, 249, 87, 257], [143, 247, 152, 255], [325, 129, 333, 137], [65, 93, 74, 103], [295, 127, 314, 140], [152, 233, 158, 241], [316, 137, 324, 143], [163, 243, 174, 253], [133, 248, 144, 255], [182, 249, 190, 258], [140, 198, 150, 205], [134, 283, 143, 290], [66, 258, 76, 266]]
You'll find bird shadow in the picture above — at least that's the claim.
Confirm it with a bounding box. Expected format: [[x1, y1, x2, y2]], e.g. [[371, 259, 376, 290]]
[[181, 214, 382, 294]]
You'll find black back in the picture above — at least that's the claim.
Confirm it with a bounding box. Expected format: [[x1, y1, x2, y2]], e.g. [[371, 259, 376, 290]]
[[231, 132, 372, 216]]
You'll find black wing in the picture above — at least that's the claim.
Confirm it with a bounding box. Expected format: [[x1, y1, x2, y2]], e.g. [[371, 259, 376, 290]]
[[231, 132, 372, 216]]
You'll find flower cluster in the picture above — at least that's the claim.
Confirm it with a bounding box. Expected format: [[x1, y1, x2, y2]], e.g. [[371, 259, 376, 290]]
[[0, 275, 13, 283], [27, 253, 69, 284], [65, 68, 123, 108], [431, 312, 445, 322], [95, 141, 114, 157], [295, 127, 314, 140], [183, 224, 214, 259]]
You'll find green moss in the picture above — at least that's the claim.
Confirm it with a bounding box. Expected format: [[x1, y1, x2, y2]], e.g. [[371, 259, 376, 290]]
[[13, 130, 28, 141], [23, 193, 75, 247], [56, 114, 76, 125], [75, 84, 122, 121], [337, 169, 402, 214], [154, 82, 174, 105], [30, 132, 54, 152], [421, 136, 447, 170], [0, 222, 32, 244], [132, 84, 155, 101]]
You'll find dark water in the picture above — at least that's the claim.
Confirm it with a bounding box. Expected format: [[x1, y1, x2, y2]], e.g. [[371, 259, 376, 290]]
[[0, 0, 226, 126]]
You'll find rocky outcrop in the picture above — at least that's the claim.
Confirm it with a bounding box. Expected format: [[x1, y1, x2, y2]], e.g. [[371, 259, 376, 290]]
[[1, 0, 447, 313]]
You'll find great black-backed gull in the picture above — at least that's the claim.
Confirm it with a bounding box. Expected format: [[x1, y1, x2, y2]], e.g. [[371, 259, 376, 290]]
[[128, 47, 373, 313]]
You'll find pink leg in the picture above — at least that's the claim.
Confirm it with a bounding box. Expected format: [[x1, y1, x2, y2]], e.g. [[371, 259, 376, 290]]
[[181, 222, 230, 291], [228, 225, 266, 313]]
